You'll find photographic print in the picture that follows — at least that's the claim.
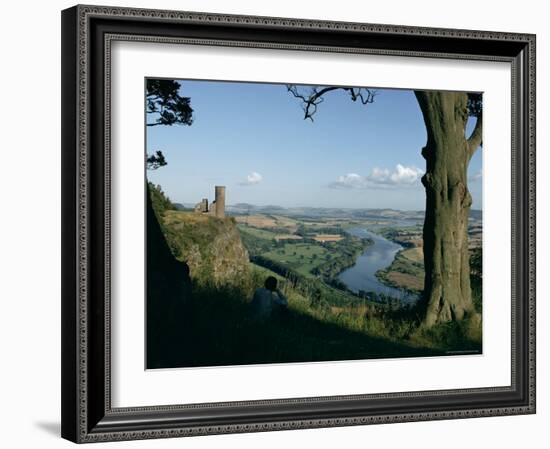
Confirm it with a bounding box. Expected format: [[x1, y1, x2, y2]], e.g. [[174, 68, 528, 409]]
[[145, 78, 483, 369], [61, 7, 535, 441]]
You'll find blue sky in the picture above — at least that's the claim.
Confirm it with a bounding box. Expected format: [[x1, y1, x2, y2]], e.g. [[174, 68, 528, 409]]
[[147, 79, 482, 210]]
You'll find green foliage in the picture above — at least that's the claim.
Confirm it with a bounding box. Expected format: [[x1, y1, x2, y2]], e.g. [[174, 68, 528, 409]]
[[146, 150, 167, 170], [467, 93, 483, 119], [470, 247, 483, 312], [146, 78, 194, 127], [415, 314, 482, 352], [148, 183, 175, 221], [470, 247, 482, 277], [145, 78, 194, 170]]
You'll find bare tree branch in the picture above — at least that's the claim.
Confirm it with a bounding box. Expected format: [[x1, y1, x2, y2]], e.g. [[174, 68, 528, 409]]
[[286, 85, 376, 121]]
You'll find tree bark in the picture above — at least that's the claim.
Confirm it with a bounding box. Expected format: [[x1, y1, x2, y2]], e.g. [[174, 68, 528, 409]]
[[414, 91, 480, 327]]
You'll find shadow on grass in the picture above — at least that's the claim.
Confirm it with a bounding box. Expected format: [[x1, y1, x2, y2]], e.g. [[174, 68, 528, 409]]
[[148, 283, 443, 369]]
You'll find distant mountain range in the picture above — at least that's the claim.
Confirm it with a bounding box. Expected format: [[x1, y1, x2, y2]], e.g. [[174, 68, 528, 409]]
[[174, 201, 481, 221], [173, 203, 191, 211]]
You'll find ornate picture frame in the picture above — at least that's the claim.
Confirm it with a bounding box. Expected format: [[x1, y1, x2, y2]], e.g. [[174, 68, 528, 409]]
[[61, 4, 536, 443]]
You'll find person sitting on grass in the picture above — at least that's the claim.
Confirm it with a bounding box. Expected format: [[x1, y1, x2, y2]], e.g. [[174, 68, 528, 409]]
[[251, 276, 288, 320]]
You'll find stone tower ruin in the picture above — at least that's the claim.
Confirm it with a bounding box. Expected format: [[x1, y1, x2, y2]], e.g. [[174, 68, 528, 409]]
[[193, 186, 225, 218], [194, 198, 208, 213], [213, 185, 225, 218]]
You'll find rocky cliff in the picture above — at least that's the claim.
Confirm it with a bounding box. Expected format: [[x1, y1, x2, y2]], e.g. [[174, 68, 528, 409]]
[[161, 210, 250, 287]]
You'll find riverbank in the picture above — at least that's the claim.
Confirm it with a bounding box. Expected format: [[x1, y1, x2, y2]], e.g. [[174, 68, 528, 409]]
[[312, 235, 373, 286], [338, 228, 418, 302], [375, 247, 424, 294]]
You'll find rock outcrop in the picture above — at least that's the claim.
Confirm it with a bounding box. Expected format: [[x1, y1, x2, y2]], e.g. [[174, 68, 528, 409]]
[[161, 211, 250, 288]]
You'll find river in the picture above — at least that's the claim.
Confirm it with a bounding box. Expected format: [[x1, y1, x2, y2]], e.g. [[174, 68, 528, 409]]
[[338, 227, 419, 302]]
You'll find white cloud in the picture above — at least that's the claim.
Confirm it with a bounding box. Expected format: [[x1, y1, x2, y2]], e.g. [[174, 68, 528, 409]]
[[329, 173, 365, 189], [469, 170, 482, 182], [239, 171, 263, 186], [329, 164, 424, 190]]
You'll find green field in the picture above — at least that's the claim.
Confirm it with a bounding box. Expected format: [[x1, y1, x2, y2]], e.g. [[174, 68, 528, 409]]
[[263, 243, 329, 276], [237, 220, 370, 285], [237, 225, 280, 240]]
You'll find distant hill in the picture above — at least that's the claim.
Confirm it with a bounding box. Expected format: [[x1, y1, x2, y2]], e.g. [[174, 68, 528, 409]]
[[470, 209, 482, 220], [227, 204, 425, 221], [220, 202, 484, 226], [173, 202, 192, 211]]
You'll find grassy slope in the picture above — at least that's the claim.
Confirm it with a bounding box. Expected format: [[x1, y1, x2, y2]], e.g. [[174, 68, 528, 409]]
[[169, 261, 485, 369], [178, 264, 444, 368]]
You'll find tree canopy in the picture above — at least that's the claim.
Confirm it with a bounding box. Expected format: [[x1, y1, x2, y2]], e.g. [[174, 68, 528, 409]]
[[146, 79, 194, 170], [146, 79, 194, 127], [146, 150, 167, 170]]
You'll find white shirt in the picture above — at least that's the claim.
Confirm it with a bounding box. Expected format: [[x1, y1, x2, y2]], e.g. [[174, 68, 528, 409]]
[[251, 288, 288, 319]]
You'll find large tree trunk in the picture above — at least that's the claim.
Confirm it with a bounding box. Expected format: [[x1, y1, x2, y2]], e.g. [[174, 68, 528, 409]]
[[414, 91, 481, 327]]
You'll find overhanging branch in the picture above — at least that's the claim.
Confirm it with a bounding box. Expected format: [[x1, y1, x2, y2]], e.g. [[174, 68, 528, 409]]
[[287, 85, 376, 121]]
